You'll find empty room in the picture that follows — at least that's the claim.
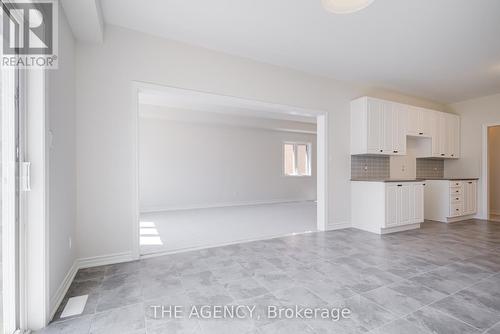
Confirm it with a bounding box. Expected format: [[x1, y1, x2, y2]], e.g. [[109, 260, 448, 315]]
[[137, 88, 319, 255], [1, 1, 500, 334]]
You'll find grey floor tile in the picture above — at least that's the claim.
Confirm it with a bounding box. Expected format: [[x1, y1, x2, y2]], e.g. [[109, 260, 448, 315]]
[[486, 322, 500, 334], [273, 286, 327, 307], [405, 307, 480, 334], [147, 319, 201, 334], [36, 316, 92, 334], [258, 320, 315, 334], [96, 283, 142, 312], [90, 303, 145, 334], [40, 221, 500, 333], [338, 295, 397, 331], [430, 289, 500, 330], [370, 318, 430, 334], [363, 286, 425, 317], [225, 277, 270, 300], [387, 279, 448, 305]]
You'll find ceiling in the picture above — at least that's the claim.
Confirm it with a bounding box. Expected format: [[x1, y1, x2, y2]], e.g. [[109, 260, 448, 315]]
[[100, 0, 500, 103]]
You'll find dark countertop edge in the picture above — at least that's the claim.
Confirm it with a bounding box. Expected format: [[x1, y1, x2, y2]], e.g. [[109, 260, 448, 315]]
[[351, 178, 479, 183]]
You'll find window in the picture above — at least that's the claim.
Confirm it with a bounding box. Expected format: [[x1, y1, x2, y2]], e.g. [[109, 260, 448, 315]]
[[283, 143, 312, 176]]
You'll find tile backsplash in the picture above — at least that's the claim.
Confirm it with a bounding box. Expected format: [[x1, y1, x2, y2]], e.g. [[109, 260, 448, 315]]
[[416, 159, 444, 179], [351, 156, 390, 179]]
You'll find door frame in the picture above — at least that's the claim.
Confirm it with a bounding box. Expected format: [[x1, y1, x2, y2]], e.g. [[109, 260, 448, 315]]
[[130, 81, 329, 259], [482, 123, 500, 220], [2, 66, 19, 334]]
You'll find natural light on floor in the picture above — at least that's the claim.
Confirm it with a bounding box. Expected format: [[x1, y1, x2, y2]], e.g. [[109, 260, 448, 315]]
[[139, 221, 163, 246]]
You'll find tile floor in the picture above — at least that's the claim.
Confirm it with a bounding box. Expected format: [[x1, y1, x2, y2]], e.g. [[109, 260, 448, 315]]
[[38, 220, 500, 334]]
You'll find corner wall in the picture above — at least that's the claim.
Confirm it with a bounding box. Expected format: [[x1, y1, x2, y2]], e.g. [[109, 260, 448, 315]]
[[48, 4, 77, 313]]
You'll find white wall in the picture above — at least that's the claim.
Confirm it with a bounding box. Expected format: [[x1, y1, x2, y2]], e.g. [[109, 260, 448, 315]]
[[488, 126, 500, 215], [446, 93, 500, 218], [139, 108, 316, 212], [75, 25, 444, 259], [48, 5, 76, 312]]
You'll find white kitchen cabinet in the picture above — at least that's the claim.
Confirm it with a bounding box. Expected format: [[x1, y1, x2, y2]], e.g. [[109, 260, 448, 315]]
[[351, 97, 406, 156], [464, 180, 477, 215], [407, 107, 433, 137], [431, 112, 460, 159], [352, 181, 425, 234], [424, 179, 477, 223]]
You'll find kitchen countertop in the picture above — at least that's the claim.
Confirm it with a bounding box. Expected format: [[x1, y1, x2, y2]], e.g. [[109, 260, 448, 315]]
[[351, 177, 479, 183]]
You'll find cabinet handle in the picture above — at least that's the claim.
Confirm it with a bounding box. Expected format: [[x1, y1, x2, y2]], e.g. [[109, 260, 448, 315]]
[[451, 154, 454, 157], [393, 150, 398, 153], [456, 209, 459, 211], [456, 198, 459, 200], [441, 154, 445, 156], [380, 150, 383, 152], [397, 184, 403, 187], [468, 182, 473, 184], [419, 132, 424, 135]]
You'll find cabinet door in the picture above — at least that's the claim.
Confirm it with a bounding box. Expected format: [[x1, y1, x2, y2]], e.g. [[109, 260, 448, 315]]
[[447, 114, 460, 158], [385, 185, 398, 227], [392, 104, 408, 155], [464, 181, 477, 215], [421, 109, 434, 137], [367, 99, 383, 154], [407, 106, 420, 136], [381, 101, 393, 154], [437, 113, 447, 158], [412, 183, 424, 223], [398, 184, 412, 226]]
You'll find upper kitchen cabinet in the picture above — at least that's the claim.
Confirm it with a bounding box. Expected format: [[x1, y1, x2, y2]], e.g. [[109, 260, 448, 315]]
[[351, 97, 460, 159], [429, 112, 460, 159], [407, 106, 433, 137], [351, 97, 407, 156]]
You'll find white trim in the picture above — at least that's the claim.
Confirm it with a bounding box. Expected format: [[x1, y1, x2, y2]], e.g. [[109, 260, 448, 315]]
[[49, 262, 78, 320], [140, 199, 316, 214], [131, 81, 329, 256], [76, 251, 135, 270], [2, 66, 19, 334], [380, 223, 421, 234], [327, 221, 351, 230], [481, 123, 500, 220]]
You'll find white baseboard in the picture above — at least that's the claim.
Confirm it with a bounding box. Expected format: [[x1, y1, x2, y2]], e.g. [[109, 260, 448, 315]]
[[140, 199, 316, 213], [77, 251, 135, 269], [49, 261, 78, 319], [326, 221, 351, 231]]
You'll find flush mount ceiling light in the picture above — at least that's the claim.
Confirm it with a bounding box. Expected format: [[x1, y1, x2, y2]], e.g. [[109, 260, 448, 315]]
[[321, 0, 375, 14]]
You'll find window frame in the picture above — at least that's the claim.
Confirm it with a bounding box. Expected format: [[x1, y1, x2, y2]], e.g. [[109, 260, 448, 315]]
[[282, 141, 312, 177]]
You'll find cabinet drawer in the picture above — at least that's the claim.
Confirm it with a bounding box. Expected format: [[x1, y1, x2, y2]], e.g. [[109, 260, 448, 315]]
[[450, 194, 463, 203], [449, 203, 463, 217], [449, 181, 463, 188], [450, 187, 463, 195]]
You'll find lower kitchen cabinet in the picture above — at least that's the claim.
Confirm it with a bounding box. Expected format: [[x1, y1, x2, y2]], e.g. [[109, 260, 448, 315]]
[[351, 181, 425, 234], [424, 179, 478, 223]]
